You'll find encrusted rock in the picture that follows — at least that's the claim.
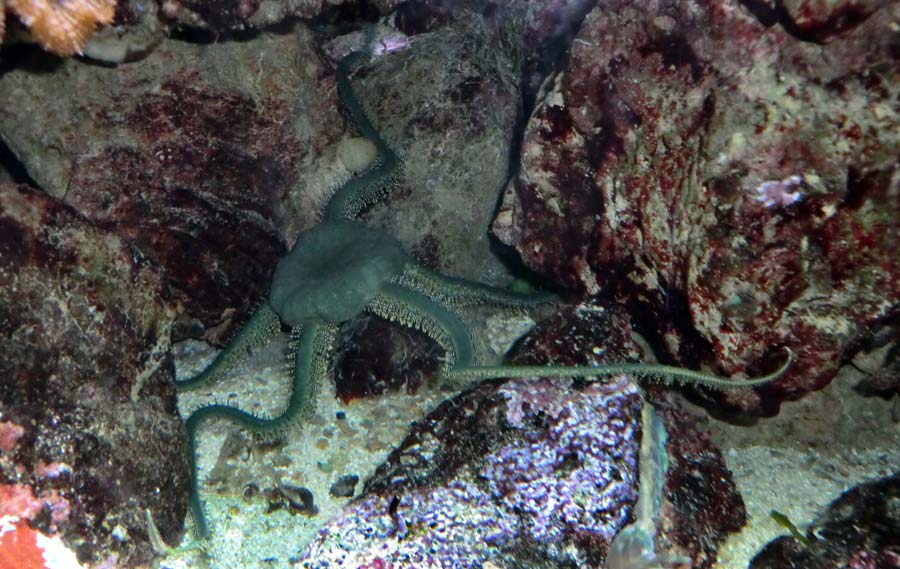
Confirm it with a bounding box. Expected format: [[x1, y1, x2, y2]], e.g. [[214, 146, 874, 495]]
[[300, 373, 645, 567], [0, 28, 336, 339], [0, 183, 188, 566], [162, 0, 346, 32], [493, 0, 900, 415], [332, 312, 441, 404], [299, 302, 746, 567]]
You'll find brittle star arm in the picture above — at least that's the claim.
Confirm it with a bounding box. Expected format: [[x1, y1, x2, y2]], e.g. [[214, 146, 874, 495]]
[[183, 318, 336, 539], [397, 264, 558, 310], [176, 303, 281, 391], [324, 26, 402, 221], [444, 348, 794, 389], [368, 282, 476, 371]]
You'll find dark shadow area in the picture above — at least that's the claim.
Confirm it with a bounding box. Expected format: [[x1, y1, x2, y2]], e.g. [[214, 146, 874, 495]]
[[0, 137, 37, 188], [739, 0, 874, 43]]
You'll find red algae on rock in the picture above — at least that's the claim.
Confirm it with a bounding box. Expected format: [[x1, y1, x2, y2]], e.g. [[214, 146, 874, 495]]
[[493, 0, 900, 415], [0, 183, 189, 566]]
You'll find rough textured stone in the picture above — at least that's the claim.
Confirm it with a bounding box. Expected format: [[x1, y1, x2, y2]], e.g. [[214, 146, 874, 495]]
[[332, 312, 442, 404], [493, 0, 900, 415], [513, 303, 748, 568], [761, 0, 889, 42], [300, 373, 645, 568], [163, 0, 349, 32], [651, 391, 748, 567], [0, 183, 188, 567], [750, 473, 900, 568], [299, 303, 746, 567], [82, 0, 165, 64], [329, 20, 525, 283], [0, 28, 337, 340]]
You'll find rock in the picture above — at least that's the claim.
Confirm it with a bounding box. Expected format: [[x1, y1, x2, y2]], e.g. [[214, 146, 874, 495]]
[[300, 373, 646, 567], [513, 302, 748, 567], [82, 0, 165, 63], [298, 302, 746, 567], [329, 474, 359, 498], [332, 312, 442, 404], [163, 0, 346, 32], [750, 473, 900, 568], [335, 19, 525, 283], [652, 392, 748, 567], [766, 0, 888, 42], [0, 27, 338, 339], [493, 0, 900, 415], [0, 183, 188, 566]]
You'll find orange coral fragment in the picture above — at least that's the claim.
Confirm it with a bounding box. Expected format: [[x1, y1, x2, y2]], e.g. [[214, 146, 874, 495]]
[[0, 520, 46, 569], [6, 0, 116, 55]]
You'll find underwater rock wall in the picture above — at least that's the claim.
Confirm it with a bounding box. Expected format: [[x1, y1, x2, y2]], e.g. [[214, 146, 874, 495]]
[[0, 29, 327, 340], [493, 0, 900, 415], [0, 183, 188, 566]]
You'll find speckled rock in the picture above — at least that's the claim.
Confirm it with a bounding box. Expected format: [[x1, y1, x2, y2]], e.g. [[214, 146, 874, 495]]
[[0, 183, 188, 567], [493, 0, 900, 415], [0, 28, 338, 340], [299, 373, 645, 568], [749, 473, 900, 568], [299, 302, 746, 567], [512, 303, 747, 568]]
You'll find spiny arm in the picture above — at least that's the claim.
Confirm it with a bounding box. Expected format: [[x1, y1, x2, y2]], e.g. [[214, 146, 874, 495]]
[[445, 348, 793, 389], [324, 26, 402, 221], [176, 303, 281, 391], [183, 319, 336, 538], [397, 264, 558, 310], [369, 282, 476, 371]]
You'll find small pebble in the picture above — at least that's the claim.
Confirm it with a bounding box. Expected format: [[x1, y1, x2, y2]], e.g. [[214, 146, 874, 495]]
[[329, 474, 360, 498]]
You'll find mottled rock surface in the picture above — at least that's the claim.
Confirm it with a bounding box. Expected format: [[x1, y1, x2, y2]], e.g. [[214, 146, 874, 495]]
[[163, 0, 350, 32], [0, 183, 188, 566], [299, 303, 746, 567], [0, 29, 333, 339], [494, 0, 900, 415], [652, 392, 748, 567], [749, 473, 900, 569], [757, 0, 890, 42], [300, 373, 646, 568], [332, 313, 442, 404], [513, 303, 748, 568], [335, 20, 523, 282]]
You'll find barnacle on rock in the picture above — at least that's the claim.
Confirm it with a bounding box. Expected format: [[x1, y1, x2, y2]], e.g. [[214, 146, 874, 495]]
[[4, 0, 115, 55]]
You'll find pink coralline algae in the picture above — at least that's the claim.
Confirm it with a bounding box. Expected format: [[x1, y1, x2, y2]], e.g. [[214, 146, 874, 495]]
[[0, 183, 189, 565], [0, 485, 43, 520], [299, 374, 644, 568], [493, 0, 900, 415], [0, 423, 23, 453]]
